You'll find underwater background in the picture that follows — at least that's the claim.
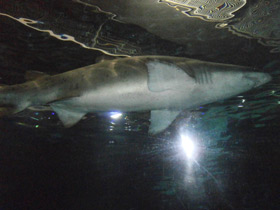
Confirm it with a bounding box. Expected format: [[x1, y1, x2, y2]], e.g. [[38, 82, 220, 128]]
[[0, 0, 280, 209]]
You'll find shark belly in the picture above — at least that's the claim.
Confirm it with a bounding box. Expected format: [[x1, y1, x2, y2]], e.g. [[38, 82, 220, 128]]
[[51, 79, 194, 113]]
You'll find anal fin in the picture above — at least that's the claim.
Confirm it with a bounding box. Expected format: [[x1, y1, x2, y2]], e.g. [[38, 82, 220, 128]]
[[50, 104, 86, 128]]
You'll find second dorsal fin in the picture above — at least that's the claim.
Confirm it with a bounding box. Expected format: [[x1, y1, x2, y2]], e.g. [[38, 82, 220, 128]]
[[25, 70, 50, 81]]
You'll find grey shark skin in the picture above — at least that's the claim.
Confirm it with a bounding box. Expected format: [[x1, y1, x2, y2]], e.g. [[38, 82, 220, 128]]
[[0, 56, 271, 134]]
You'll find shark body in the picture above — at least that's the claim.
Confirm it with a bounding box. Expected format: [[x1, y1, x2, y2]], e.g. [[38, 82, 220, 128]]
[[0, 56, 271, 134]]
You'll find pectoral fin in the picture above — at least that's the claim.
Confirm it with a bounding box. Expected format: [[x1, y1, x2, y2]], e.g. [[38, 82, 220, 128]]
[[149, 110, 181, 134], [147, 61, 195, 92], [50, 104, 86, 128]]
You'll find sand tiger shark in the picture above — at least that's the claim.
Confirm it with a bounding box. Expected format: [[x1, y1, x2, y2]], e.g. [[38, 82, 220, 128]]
[[0, 56, 271, 134]]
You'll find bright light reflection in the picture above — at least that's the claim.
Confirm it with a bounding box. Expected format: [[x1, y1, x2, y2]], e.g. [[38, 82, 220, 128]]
[[181, 134, 195, 159], [110, 112, 122, 119]]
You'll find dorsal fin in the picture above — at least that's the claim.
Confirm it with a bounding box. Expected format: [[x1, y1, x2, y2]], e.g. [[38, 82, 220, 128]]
[[25, 70, 50, 81], [95, 55, 119, 63]]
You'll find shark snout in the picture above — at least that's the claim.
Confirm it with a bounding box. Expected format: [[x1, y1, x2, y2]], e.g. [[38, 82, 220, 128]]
[[243, 72, 272, 88]]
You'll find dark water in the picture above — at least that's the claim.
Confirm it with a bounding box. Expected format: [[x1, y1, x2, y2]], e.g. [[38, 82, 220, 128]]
[[0, 1, 280, 210]]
